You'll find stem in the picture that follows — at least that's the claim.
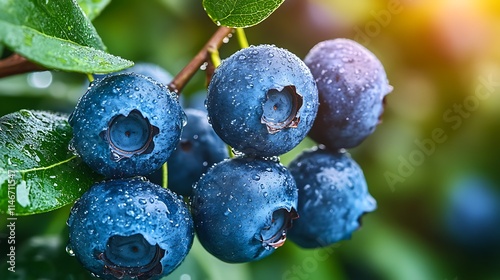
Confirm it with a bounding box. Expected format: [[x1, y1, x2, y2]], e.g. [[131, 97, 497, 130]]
[[208, 47, 221, 68], [227, 145, 235, 158], [236, 28, 249, 49], [162, 162, 168, 189], [0, 54, 44, 78], [167, 26, 233, 94], [87, 73, 94, 83]]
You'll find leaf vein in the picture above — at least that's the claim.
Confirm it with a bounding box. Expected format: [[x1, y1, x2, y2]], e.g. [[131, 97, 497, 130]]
[[18, 155, 78, 174]]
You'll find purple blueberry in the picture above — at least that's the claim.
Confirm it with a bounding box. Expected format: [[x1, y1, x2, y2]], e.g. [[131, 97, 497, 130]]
[[305, 39, 392, 150]]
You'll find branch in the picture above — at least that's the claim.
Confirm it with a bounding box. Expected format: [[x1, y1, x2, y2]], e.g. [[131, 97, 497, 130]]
[[167, 26, 234, 94], [0, 54, 45, 78]]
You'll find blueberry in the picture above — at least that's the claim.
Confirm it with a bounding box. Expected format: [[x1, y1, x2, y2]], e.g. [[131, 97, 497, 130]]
[[167, 108, 229, 197], [207, 44, 318, 157], [69, 73, 184, 178], [444, 176, 500, 250], [67, 178, 194, 279], [287, 146, 376, 248], [305, 39, 392, 150], [185, 90, 208, 112], [191, 157, 298, 263]]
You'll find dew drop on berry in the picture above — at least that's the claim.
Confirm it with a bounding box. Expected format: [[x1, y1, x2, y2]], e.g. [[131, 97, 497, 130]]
[[66, 244, 75, 256]]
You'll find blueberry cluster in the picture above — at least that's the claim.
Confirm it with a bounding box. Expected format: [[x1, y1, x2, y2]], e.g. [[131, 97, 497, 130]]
[[67, 71, 194, 279], [67, 40, 390, 279], [193, 45, 317, 263]]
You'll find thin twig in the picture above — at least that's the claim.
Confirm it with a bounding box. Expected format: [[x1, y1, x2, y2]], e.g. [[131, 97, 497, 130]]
[[0, 54, 44, 78], [167, 26, 234, 94]]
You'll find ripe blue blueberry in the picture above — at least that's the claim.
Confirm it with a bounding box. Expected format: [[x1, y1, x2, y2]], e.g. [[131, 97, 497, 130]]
[[305, 39, 392, 150], [167, 108, 229, 197], [67, 178, 194, 279], [191, 157, 298, 263], [287, 146, 376, 248], [69, 73, 184, 178], [207, 44, 318, 156], [185, 90, 208, 112]]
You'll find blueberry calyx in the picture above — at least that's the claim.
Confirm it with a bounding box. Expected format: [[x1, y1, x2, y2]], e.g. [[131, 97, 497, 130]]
[[100, 109, 159, 161], [261, 85, 303, 134], [259, 208, 299, 250], [97, 233, 166, 280], [179, 139, 193, 152]]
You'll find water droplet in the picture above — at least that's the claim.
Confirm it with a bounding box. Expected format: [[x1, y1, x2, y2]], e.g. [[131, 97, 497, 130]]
[[200, 62, 208, 71], [65, 245, 75, 256], [181, 111, 188, 127], [102, 215, 111, 224]]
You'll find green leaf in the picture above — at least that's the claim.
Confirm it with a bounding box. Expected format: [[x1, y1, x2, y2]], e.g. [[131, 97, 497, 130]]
[[202, 0, 284, 28], [0, 0, 133, 73], [0, 0, 105, 50], [0, 110, 101, 216], [0, 21, 133, 73], [76, 0, 112, 21]]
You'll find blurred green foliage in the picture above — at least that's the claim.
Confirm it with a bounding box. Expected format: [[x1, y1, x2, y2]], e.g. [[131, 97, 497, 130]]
[[1, 0, 500, 279]]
